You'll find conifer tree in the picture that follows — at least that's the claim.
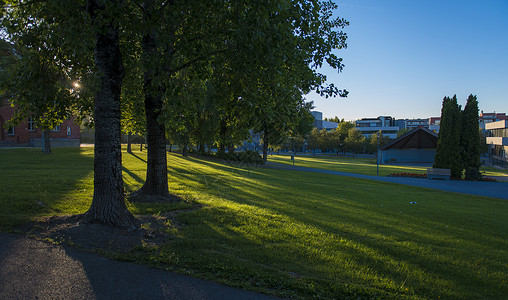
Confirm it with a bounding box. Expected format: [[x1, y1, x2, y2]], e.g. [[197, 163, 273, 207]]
[[461, 94, 481, 180], [434, 95, 463, 178]]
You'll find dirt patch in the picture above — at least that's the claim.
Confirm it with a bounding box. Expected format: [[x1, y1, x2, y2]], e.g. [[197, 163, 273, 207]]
[[20, 205, 201, 255]]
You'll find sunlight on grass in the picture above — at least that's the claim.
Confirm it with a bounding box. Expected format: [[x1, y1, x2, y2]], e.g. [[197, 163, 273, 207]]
[[1, 148, 507, 298], [268, 154, 428, 176]]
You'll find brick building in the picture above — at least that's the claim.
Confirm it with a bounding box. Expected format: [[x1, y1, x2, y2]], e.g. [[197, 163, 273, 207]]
[[0, 100, 81, 147]]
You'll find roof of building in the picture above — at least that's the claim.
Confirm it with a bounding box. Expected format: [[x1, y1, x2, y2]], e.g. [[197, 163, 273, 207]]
[[381, 127, 438, 150]]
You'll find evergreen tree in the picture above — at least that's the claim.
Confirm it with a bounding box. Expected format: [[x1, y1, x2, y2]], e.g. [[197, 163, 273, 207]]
[[434, 95, 463, 178], [461, 94, 481, 180]]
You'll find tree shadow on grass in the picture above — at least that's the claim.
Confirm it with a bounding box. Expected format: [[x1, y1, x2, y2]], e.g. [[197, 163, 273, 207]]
[[122, 166, 145, 185], [127, 151, 147, 163], [169, 156, 508, 298], [0, 147, 95, 228]]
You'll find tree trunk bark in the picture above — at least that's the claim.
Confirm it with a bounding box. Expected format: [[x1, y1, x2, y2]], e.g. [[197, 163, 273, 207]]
[[131, 0, 172, 201], [82, 0, 138, 227], [262, 129, 268, 163], [127, 131, 132, 153], [42, 129, 51, 154]]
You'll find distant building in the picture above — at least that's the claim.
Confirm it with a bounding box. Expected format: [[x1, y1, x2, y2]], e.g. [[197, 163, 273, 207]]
[[486, 120, 508, 167], [428, 117, 441, 133], [479, 112, 508, 130], [405, 118, 429, 130], [355, 116, 401, 139], [380, 127, 438, 165], [0, 100, 81, 147], [311, 111, 338, 130]]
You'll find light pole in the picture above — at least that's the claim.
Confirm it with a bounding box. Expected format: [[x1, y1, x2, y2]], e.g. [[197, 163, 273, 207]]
[[292, 136, 295, 166], [376, 135, 380, 176]]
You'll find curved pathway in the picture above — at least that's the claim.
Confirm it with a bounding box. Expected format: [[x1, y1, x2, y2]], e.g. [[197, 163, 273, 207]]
[[0, 233, 278, 300], [266, 162, 508, 200]]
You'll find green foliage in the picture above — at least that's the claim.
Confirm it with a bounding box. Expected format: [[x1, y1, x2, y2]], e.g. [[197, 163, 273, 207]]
[[0, 48, 77, 131], [344, 128, 365, 153], [434, 94, 483, 180], [324, 116, 341, 123], [367, 131, 390, 153], [434, 95, 463, 178], [461, 95, 481, 179]]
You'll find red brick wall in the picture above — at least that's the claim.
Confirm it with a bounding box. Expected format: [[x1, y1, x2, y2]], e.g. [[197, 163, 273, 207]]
[[0, 102, 81, 145]]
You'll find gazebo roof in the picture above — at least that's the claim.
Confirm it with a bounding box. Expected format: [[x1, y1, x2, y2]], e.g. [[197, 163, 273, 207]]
[[381, 127, 438, 150]]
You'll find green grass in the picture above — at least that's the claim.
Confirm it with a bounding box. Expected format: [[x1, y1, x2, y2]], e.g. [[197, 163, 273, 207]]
[[481, 166, 508, 177], [268, 154, 508, 178], [1, 147, 507, 298], [268, 154, 428, 176]]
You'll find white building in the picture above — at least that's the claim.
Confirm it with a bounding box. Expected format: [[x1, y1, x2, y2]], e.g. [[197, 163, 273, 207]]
[[355, 116, 401, 139], [405, 118, 429, 130], [486, 120, 508, 167], [311, 111, 338, 130]]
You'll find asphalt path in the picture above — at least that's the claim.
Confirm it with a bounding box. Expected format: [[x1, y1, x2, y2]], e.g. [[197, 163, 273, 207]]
[[266, 162, 508, 200], [0, 233, 278, 300]]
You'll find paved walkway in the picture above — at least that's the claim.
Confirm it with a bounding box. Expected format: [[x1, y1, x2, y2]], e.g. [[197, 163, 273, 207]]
[[266, 163, 508, 200], [0, 233, 277, 300]]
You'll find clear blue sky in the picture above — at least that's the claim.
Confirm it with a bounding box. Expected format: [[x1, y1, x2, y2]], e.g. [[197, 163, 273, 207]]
[[307, 0, 508, 121]]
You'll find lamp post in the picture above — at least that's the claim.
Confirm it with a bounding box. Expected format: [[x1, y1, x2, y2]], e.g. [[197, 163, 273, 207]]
[[292, 136, 295, 166], [376, 135, 380, 176]]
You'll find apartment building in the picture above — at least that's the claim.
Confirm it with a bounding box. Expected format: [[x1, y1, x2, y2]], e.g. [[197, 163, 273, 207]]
[[486, 119, 508, 167], [355, 116, 401, 139]]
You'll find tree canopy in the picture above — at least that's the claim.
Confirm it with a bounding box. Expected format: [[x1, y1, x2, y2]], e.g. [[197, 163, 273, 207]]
[[1, 0, 349, 226]]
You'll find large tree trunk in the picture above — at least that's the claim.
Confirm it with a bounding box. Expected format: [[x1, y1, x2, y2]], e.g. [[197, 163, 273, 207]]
[[127, 131, 132, 153], [182, 143, 188, 157], [42, 129, 51, 154], [131, 0, 172, 201], [82, 0, 138, 228]]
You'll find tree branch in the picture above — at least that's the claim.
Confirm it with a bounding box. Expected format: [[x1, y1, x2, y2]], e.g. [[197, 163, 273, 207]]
[[170, 49, 225, 74], [160, 0, 175, 11], [1, 0, 46, 9]]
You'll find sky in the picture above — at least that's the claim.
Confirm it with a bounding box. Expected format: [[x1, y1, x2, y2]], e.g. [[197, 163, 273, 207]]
[[306, 0, 508, 121]]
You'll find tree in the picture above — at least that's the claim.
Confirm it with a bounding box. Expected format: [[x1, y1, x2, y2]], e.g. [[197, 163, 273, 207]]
[[434, 95, 463, 178], [81, 0, 138, 227], [2, 49, 78, 153], [344, 128, 365, 154], [129, 0, 237, 200], [307, 128, 322, 155], [335, 121, 355, 152], [2, 0, 140, 226], [0, 4, 89, 154], [324, 116, 340, 123], [461, 94, 481, 180], [368, 131, 390, 154]]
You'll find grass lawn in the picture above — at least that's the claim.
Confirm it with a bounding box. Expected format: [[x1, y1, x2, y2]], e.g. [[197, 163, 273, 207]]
[[268, 154, 428, 176], [1, 147, 507, 298], [268, 154, 507, 178]]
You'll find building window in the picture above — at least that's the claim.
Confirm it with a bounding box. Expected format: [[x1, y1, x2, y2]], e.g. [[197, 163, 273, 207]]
[[67, 126, 71, 135], [51, 124, 61, 132], [8, 125, 15, 136], [27, 117, 36, 131]]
